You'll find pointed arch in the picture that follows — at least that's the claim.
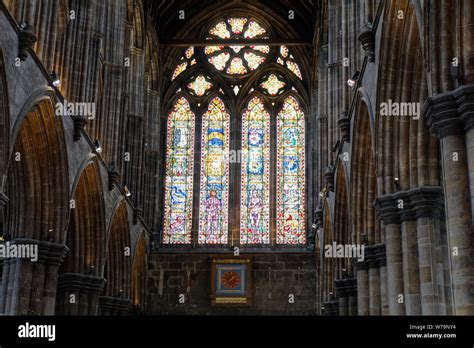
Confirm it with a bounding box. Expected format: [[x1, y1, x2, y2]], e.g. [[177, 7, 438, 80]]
[[276, 95, 306, 244], [240, 95, 271, 244], [162, 96, 195, 244], [198, 96, 230, 244]]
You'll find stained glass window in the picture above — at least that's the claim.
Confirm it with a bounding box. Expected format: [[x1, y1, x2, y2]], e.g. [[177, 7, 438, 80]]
[[276, 96, 305, 244], [172, 47, 195, 81], [198, 97, 230, 244], [277, 46, 303, 80], [243, 20, 266, 38], [261, 74, 286, 95], [205, 18, 268, 75], [208, 52, 230, 71], [172, 62, 188, 81], [187, 75, 212, 96], [166, 17, 307, 248], [228, 18, 247, 34], [286, 61, 303, 80], [209, 21, 231, 39], [163, 97, 195, 244], [227, 57, 247, 74], [241, 97, 270, 244]]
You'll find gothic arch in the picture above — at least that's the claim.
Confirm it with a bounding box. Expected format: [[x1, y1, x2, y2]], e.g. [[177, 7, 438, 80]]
[[0, 49, 9, 191], [6, 92, 69, 243], [62, 157, 107, 275], [100, 201, 132, 315], [350, 100, 378, 246], [131, 230, 148, 313]]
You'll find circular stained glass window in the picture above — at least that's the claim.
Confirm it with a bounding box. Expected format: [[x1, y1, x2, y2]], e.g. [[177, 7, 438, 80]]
[[205, 18, 270, 75]]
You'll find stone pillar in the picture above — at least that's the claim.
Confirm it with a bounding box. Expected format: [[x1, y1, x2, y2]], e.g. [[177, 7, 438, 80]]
[[410, 186, 446, 315], [98, 296, 131, 316], [366, 245, 381, 315], [346, 278, 358, 316], [56, 273, 106, 315], [334, 278, 351, 316], [375, 196, 405, 315], [355, 261, 369, 315], [0, 238, 68, 315], [395, 191, 421, 315], [375, 244, 388, 315], [424, 85, 474, 315]]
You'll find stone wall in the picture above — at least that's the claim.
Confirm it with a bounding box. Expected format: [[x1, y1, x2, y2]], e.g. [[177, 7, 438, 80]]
[[146, 253, 316, 315]]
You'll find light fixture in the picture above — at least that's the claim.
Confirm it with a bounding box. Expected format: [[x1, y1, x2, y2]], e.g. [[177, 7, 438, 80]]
[[394, 177, 399, 190], [50, 71, 60, 88], [124, 185, 131, 197], [347, 71, 360, 88], [94, 140, 103, 154]]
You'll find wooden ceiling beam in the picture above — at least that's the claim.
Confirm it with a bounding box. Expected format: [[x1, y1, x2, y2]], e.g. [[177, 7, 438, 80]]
[[160, 39, 312, 47]]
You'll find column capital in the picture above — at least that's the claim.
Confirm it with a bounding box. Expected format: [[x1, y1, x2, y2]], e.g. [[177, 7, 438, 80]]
[[374, 194, 400, 225], [57, 273, 106, 294], [408, 186, 444, 219], [424, 84, 474, 138], [9, 238, 69, 266], [98, 296, 131, 314], [364, 245, 378, 268], [374, 243, 386, 267], [375, 186, 444, 225]]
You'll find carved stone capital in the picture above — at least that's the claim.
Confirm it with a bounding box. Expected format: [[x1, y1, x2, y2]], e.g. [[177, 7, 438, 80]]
[[108, 166, 121, 191], [57, 273, 106, 294], [18, 22, 37, 61], [374, 194, 400, 225], [9, 238, 69, 266], [337, 111, 350, 143], [424, 84, 474, 138], [358, 29, 375, 62], [323, 166, 335, 192], [73, 117, 88, 141]]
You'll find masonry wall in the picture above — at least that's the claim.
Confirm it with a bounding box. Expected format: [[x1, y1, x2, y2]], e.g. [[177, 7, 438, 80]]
[[146, 253, 317, 315]]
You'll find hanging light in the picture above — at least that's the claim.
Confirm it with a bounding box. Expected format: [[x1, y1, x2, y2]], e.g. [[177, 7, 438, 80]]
[[50, 71, 60, 88], [94, 140, 103, 154], [347, 71, 360, 88], [124, 185, 131, 197]]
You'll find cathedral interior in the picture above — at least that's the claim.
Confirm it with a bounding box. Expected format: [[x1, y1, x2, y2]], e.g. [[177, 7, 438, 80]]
[[0, 0, 473, 318]]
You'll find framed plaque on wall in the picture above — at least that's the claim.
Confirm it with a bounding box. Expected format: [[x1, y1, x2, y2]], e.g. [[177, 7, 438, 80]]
[[210, 256, 252, 306]]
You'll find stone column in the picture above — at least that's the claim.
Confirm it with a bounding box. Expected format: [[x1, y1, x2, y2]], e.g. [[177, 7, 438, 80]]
[[98, 296, 131, 316], [334, 278, 349, 316], [56, 273, 106, 315], [424, 85, 474, 315], [375, 196, 405, 315], [0, 238, 68, 315], [410, 186, 447, 315], [355, 261, 369, 315], [375, 244, 388, 315], [346, 278, 358, 316], [366, 245, 381, 315], [395, 190, 421, 315]]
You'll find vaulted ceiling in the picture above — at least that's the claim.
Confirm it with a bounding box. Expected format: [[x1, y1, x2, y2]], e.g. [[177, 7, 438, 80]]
[[146, 0, 318, 43]]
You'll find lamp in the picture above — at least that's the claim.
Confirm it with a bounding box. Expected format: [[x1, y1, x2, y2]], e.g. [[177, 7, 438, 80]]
[[94, 140, 103, 154], [50, 71, 60, 88], [347, 71, 360, 88]]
